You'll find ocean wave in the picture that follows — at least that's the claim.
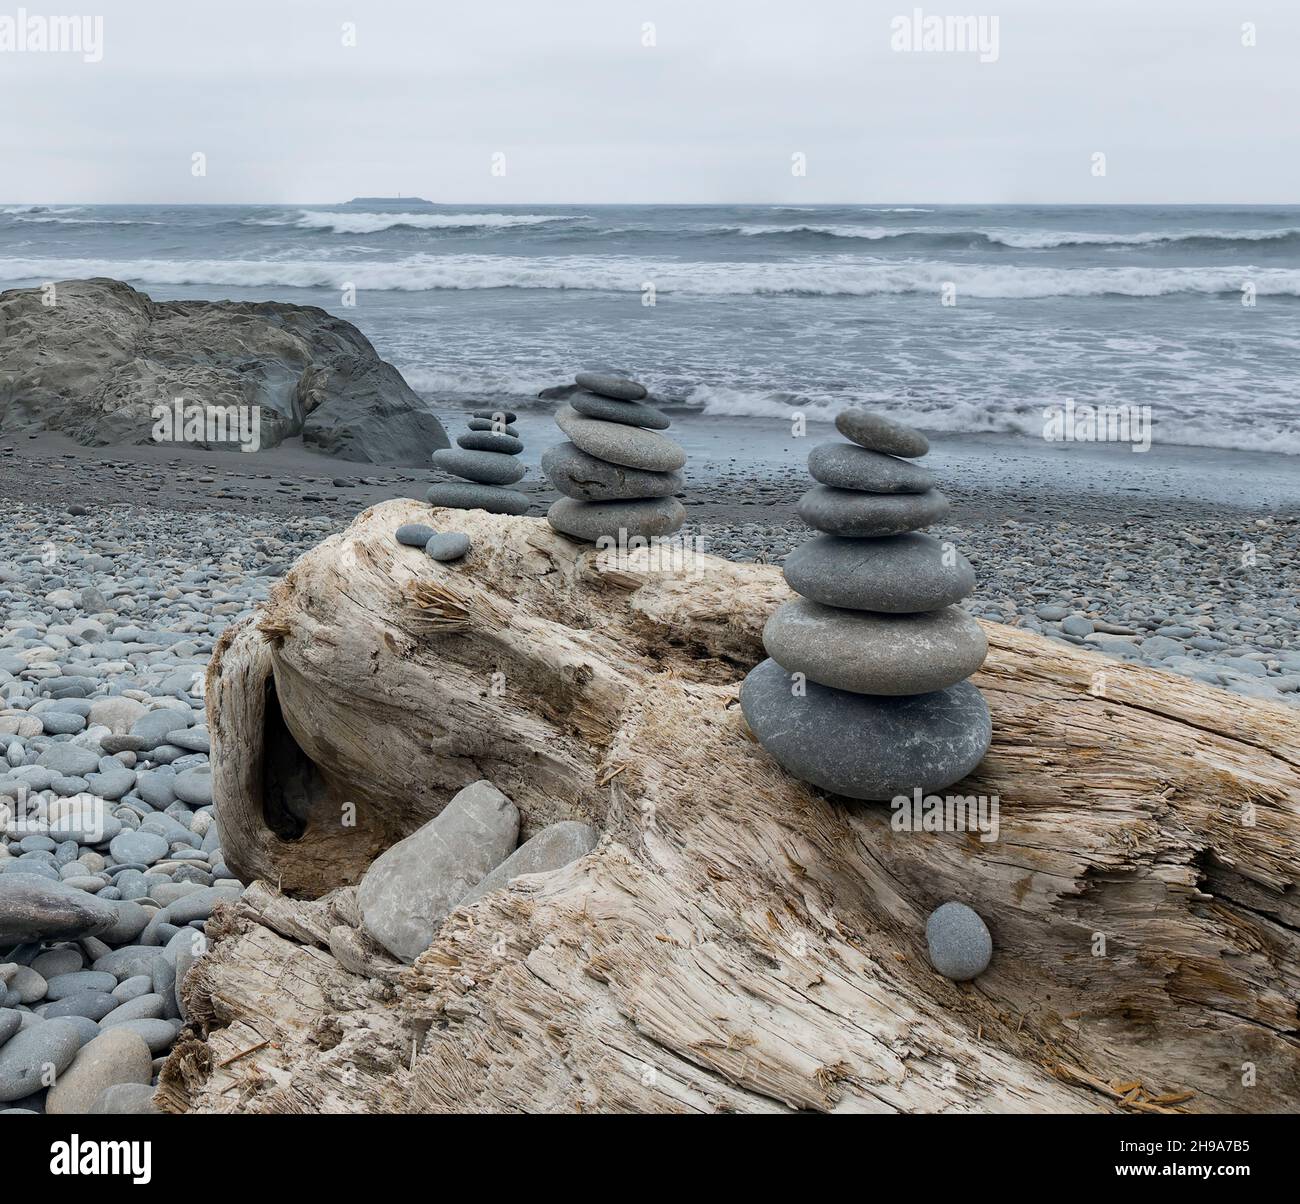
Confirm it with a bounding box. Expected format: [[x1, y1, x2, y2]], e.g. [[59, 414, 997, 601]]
[[247, 210, 589, 234], [398, 365, 557, 397], [6, 254, 1299, 299], [733, 224, 1300, 250], [683, 386, 1300, 454], [6, 215, 165, 226]]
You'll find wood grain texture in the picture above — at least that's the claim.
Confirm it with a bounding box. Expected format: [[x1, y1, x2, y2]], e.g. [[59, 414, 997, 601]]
[[162, 501, 1300, 1114]]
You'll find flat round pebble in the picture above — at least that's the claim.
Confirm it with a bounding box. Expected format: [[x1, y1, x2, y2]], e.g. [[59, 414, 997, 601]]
[[395, 523, 437, 548], [835, 409, 929, 458], [425, 532, 471, 562], [925, 902, 993, 981], [574, 372, 647, 401]]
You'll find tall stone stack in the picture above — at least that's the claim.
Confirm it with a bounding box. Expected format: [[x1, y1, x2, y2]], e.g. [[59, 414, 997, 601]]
[[740, 409, 991, 801], [427, 409, 530, 515], [543, 372, 686, 543]]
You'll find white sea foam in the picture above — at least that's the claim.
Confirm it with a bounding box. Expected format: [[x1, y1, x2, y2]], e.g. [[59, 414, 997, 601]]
[[247, 210, 589, 234], [735, 224, 1300, 248], [6, 254, 1298, 299], [683, 385, 1300, 454]]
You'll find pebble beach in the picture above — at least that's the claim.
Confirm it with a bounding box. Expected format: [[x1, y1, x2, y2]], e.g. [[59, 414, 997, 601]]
[[0, 388, 1296, 1112]]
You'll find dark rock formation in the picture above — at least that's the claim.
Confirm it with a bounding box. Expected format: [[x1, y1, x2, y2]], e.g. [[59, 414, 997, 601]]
[[0, 278, 448, 465]]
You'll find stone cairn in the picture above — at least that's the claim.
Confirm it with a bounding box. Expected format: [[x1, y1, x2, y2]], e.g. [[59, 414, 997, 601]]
[[542, 372, 686, 544], [740, 409, 992, 801], [426, 409, 530, 516]]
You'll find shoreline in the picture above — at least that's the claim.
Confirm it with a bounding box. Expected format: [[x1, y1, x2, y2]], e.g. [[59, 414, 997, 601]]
[[1, 420, 1296, 710]]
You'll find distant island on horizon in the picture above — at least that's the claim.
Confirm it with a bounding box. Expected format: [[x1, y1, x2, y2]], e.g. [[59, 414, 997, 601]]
[[344, 196, 434, 207]]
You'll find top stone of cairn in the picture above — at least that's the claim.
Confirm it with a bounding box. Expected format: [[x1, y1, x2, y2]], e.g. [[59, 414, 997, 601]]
[[835, 408, 929, 459], [574, 371, 648, 402]]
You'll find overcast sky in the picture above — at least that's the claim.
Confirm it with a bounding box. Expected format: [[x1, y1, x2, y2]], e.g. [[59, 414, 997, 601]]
[[2, 0, 1297, 204]]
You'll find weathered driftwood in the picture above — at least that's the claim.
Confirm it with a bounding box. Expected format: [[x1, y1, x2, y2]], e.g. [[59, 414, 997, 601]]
[[158, 501, 1300, 1114]]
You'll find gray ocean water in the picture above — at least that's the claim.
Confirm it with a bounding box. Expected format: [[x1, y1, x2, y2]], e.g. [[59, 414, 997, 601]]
[[3, 201, 1298, 453]]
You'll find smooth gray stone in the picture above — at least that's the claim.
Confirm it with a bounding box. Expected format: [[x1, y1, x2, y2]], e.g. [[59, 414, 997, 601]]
[[85, 766, 135, 801], [762, 599, 987, 695], [395, 523, 437, 548], [783, 533, 975, 614], [0, 1008, 21, 1047], [471, 408, 518, 422], [56, 1015, 101, 1046], [432, 448, 526, 486], [129, 707, 193, 748], [835, 409, 929, 458], [739, 659, 991, 801], [36, 744, 100, 778], [45, 1026, 153, 1115], [466, 417, 517, 433], [99, 993, 165, 1027], [425, 482, 530, 516], [149, 958, 177, 1019], [0, 874, 118, 945], [89, 1081, 162, 1114], [569, 390, 670, 430], [134, 772, 176, 808], [797, 486, 949, 537], [0, 1017, 86, 1102], [165, 886, 240, 925], [547, 497, 685, 544], [108, 830, 168, 868], [7, 965, 45, 1003], [425, 533, 471, 562], [807, 442, 936, 493], [169, 928, 204, 1021], [166, 728, 210, 754], [111, 1017, 177, 1055], [30, 947, 83, 979], [111, 975, 154, 1003], [100, 735, 148, 755], [555, 405, 685, 472], [542, 442, 682, 502], [457, 430, 523, 455], [359, 780, 519, 963], [171, 769, 212, 807], [574, 372, 647, 401], [45, 970, 117, 1000], [40, 712, 86, 735], [458, 821, 599, 908], [96, 900, 151, 946], [44, 990, 119, 1021], [925, 902, 992, 981]]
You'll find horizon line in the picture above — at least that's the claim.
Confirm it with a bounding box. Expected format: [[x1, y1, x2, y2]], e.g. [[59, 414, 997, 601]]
[[5, 199, 1300, 208]]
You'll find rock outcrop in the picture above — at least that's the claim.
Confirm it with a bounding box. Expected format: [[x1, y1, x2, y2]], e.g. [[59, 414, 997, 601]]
[[0, 278, 449, 465]]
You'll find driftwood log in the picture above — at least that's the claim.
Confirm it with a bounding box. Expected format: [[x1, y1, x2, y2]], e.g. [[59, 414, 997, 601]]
[[157, 500, 1300, 1114]]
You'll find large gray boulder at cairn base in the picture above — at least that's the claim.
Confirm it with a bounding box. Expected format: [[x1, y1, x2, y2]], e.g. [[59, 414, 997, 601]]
[[738, 658, 992, 800], [547, 496, 685, 543], [0, 277, 450, 465], [358, 780, 520, 962]]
